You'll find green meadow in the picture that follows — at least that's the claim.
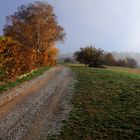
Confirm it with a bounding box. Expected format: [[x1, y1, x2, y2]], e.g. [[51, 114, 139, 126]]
[[49, 66, 140, 140]]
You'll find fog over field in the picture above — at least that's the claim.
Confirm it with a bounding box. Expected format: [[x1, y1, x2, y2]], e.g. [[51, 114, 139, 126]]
[[112, 52, 140, 67], [58, 52, 140, 67]]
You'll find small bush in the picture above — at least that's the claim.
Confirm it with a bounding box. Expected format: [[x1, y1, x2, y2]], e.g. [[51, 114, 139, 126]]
[[64, 57, 74, 62]]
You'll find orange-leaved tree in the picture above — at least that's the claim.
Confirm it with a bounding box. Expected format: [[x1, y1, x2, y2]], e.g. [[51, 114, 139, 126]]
[[0, 37, 28, 80], [4, 1, 65, 68]]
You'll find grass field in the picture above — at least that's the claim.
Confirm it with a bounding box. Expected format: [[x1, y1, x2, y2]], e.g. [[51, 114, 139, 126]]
[[107, 66, 140, 79], [49, 66, 140, 140]]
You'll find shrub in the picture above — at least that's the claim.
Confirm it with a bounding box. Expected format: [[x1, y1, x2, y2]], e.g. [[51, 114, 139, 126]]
[[74, 45, 104, 67]]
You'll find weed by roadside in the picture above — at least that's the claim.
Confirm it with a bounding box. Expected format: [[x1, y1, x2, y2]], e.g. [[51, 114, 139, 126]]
[[0, 66, 51, 92]]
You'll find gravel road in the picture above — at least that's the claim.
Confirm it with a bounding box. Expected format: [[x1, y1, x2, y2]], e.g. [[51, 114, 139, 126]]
[[0, 66, 74, 140]]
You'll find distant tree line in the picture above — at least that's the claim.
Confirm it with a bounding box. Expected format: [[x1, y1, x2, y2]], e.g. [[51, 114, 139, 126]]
[[0, 1, 65, 81], [74, 45, 138, 68]]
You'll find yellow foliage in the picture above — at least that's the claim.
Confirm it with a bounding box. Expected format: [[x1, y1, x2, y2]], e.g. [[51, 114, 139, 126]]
[[0, 37, 27, 80]]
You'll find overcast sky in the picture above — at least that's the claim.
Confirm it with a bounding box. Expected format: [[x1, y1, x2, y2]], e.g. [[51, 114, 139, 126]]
[[1, 0, 140, 53]]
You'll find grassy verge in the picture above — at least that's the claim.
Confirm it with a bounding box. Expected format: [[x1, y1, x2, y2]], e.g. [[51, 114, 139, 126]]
[[0, 66, 51, 92], [107, 66, 140, 79], [49, 66, 140, 140]]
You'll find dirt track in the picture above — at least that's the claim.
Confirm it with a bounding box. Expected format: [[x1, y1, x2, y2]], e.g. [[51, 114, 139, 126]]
[[0, 66, 74, 140]]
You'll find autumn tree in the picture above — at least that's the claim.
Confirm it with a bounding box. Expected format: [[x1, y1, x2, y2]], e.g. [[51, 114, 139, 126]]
[[126, 57, 137, 68], [43, 44, 59, 66], [4, 1, 65, 68], [0, 37, 28, 80], [74, 46, 104, 67], [114, 58, 137, 68], [116, 59, 127, 67], [104, 52, 116, 66]]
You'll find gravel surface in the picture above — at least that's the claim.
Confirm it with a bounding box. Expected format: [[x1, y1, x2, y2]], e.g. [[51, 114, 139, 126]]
[[0, 66, 74, 140]]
